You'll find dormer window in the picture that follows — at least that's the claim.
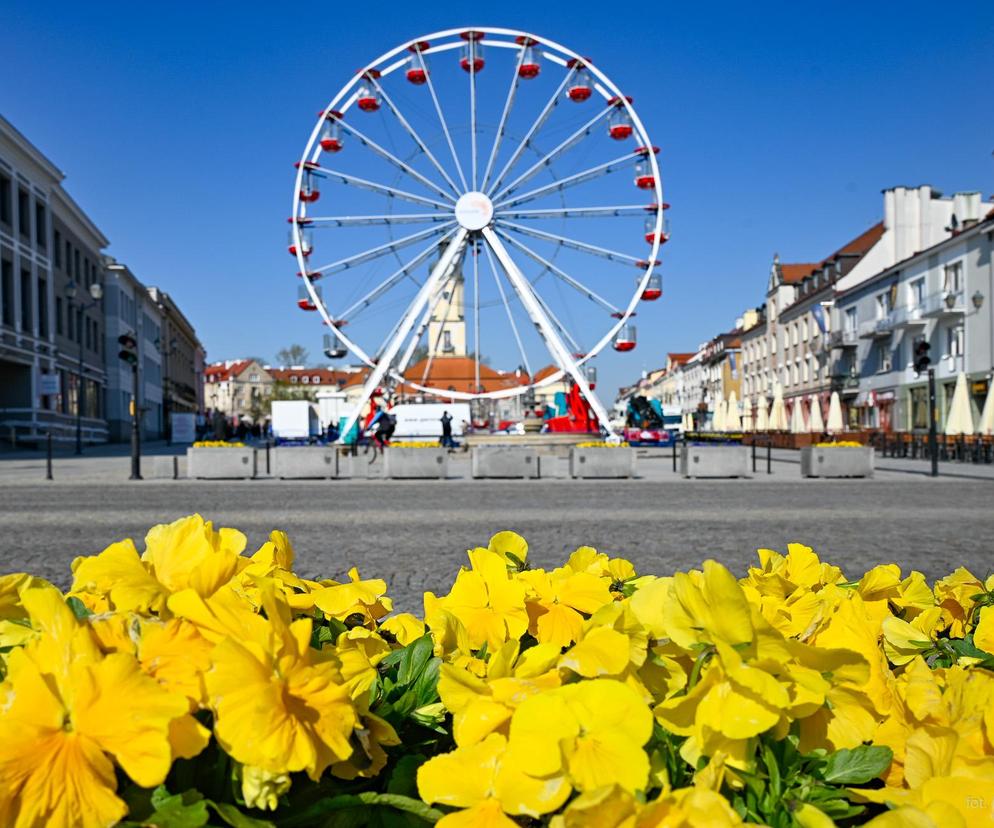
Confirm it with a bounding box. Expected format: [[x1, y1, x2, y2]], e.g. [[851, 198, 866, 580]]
[[290, 376, 298, 383], [312, 375, 320, 383], [302, 376, 310, 384]]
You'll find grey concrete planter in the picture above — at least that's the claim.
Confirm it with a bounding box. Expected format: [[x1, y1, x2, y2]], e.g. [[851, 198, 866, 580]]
[[681, 445, 750, 478], [386, 448, 448, 479], [187, 447, 256, 479], [472, 447, 540, 479], [569, 448, 636, 478], [273, 446, 339, 479], [801, 446, 874, 478]]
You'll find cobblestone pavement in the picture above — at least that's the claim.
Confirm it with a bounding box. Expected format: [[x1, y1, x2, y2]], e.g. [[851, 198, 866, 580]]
[[3, 474, 991, 612]]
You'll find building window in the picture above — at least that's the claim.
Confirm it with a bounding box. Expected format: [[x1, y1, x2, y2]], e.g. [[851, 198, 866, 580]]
[[35, 202, 46, 247], [946, 326, 964, 358], [54, 231, 62, 267], [20, 268, 32, 333], [909, 278, 925, 308], [0, 173, 11, 225], [1, 259, 12, 325], [943, 261, 963, 295], [801, 318, 808, 341], [801, 360, 809, 383], [290, 375, 298, 383], [875, 292, 890, 319], [301, 375, 310, 384], [844, 308, 857, 333], [312, 375, 320, 383], [249, 373, 259, 382], [909, 386, 928, 429], [443, 330, 454, 352], [74, 249, 80, 282], [56, 296, 63, 335], [38, 278, 48, 337], [17, 188, 30, 237]]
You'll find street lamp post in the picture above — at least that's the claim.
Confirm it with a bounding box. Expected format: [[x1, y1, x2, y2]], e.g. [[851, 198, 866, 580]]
[[64, 280, 103, 455]]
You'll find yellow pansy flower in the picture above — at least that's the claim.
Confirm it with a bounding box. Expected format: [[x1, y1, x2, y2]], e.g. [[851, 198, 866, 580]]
[[419, 732, 570, 825], [664, 561, 754, 651], [379, 612, 426, 645], [311, 566, 392, 626], [521, 566, 613, 648]]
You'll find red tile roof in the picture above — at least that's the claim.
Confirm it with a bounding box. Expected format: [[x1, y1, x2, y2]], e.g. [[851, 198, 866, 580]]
[[779, 263, 820, 285], [269, 367, 356, 386], [204, 360, 251, 382], [667, 352, 694, 366], [531, 364, 562, 383], [780, 222, 886, 285], [403, 357, 530, 394]]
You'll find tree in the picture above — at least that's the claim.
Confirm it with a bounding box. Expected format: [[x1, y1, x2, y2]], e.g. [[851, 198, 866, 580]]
[[275, 344, 309, 366]]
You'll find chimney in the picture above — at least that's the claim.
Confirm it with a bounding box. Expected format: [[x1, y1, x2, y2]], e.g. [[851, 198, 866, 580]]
[[953, 191, 982, 228]]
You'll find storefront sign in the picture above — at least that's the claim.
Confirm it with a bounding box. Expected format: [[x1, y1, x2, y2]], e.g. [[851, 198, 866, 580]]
[[171, 413, 196, 444], [972, 380, 989, 396], [38, 374, 60, 396]]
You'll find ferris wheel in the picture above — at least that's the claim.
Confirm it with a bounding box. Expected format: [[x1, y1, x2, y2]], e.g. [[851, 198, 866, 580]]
[[289, 26, 668, 438]]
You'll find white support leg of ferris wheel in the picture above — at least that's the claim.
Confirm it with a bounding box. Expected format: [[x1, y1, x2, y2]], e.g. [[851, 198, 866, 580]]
[[480, 226, 614, 437], [337, 227, 470, 444]]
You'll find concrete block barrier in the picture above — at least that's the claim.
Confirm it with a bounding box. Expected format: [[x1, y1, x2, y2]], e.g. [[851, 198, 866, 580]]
[[801, 446, 874, 478], [471, 447, 540, 478], [569, 448, 636, 478], [681, 445, 750, 478], [273, 446, 339, 479], [386, 448, 448, 479], [186, 447, 256, 479]]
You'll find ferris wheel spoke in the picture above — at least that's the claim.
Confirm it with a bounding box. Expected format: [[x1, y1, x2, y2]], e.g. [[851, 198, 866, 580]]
[[338, 228, 469, 442], [479, 47, 525, 192], [492, 152, 640, 210], [495, 205, 648, 220], [309, 166, 453, 210], [307, 213, 452, 228], [481, 226, 611, 429], [469, 42, 478, 190], [338, 228, 458, 321], [486, 66, 576, 197], [421, 61, 469, 191], [472, 241, 481, 394], [494, 228, 621, 315], [336, 120, 457, 203], [497, 220, 641, 266], [481, 240, 533, 379], [311, 222, 455, 277], [489, 107, 611, 203], [368, 77, 462, 197]]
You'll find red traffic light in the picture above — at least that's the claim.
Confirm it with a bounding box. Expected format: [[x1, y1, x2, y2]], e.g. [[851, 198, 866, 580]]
[[118, 332, 138, 366]]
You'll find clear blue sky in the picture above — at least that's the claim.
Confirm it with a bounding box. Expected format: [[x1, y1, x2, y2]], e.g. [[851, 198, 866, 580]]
[[3, 0, 992, 398]]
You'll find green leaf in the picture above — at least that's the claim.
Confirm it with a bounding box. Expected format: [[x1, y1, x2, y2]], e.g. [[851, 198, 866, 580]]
[[396, 636, 434, 687], [65, 595, 92, 619], [821, 745, 893, 784], [387, 755, 426, 797], [279, 792, 443, 827], [143, 787, 210, 828], [209, 801, 275, 828]]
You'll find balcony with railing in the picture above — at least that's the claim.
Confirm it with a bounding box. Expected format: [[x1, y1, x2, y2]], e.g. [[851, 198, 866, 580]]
[[858, 317, 894, 339], [829, 329, 858, 349], [921, 290, 964, 318], [888, 304, 927, 329]]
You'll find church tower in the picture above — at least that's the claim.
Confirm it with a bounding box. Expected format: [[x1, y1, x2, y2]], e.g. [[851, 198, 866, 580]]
[[427, 245, 467, 357]]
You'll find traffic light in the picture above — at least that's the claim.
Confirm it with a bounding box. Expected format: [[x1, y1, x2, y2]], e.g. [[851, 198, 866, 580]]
[[118, 332, 138, 367], [913, 339, 931, 375]]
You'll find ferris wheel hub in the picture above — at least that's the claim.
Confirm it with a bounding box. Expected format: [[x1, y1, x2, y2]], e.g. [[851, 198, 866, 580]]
[[454, 191, 494, 231]]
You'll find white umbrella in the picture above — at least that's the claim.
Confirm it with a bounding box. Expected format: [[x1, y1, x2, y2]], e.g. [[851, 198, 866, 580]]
[[756, 396, 769, 432], [713, 399, 727, 433], [790, 398, 806, 434], [741, 398, 754, 432], [944, 372, 974, 436], [979, 382, 994, 435], [682, 412, 693, 433], [827, 391, 844, 434], [769, 383, 788, 431], [726, 391, 741, 431], [808, 394, 825, 433]]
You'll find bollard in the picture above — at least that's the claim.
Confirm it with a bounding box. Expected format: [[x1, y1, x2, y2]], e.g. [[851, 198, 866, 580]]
[[752, 440, 756, 474], [672, 439, 677, 472], [46, 433, 53, 480], [767, 440, 772, 475], [266, 441, 271, 475], [172, 455, 179, 480]]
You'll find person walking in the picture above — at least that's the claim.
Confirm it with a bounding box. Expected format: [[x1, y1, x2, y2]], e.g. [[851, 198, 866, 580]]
[[440, 410, 454, 448]]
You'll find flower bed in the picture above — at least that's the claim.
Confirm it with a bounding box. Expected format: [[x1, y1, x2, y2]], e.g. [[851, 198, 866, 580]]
[[192, 440, 246, 448], [575, 441, 630, 448], [388, 441, 442, 449], [2, 517, 993, 827], [815, 441, 864, 448]]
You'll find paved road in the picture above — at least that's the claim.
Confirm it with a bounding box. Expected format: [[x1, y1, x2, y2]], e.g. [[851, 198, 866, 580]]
[[3, 476, 991, 613]]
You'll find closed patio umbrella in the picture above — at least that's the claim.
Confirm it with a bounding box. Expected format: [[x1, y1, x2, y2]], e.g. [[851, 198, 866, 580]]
[[944, 372, 974, 436], [827, 391, 844, 434], [808, 394, 825, 433], [769, 383, 788, 431], [756, 396, 769, 432], [790, 398, 806, 433], [979, 382, 994, 435], [713, 399, 727, 433], [726, 390, 741, 432], [741, 398, 754, 432]]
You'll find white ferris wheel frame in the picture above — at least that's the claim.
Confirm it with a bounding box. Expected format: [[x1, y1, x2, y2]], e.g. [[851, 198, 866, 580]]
[[290, 26, 665, 440]]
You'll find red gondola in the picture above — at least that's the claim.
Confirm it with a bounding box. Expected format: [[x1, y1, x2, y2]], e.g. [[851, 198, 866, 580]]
[[460, 31, 484, 72], [288, 227, 313, 257], [583, 364, 598, 388], [641, 272, 662, 301], [607, 96, 633, 140], [298, 168, 320, 202], [644, 212, 670, 245], [516, 36, 540, 78], [297, 284, 321, 311], [633, 147, 659, 190], [356, 70, 381, 112], [612, 323, 637, 352], [324, 332, 347, 359], [406, 42, 429, 84], [566, 59, 594, 101], [319, 111, 344, 152]]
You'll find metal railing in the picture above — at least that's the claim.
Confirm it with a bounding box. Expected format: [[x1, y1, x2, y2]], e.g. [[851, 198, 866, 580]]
[[857, 317, 894, 339], [921, 290, 964, 317]]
